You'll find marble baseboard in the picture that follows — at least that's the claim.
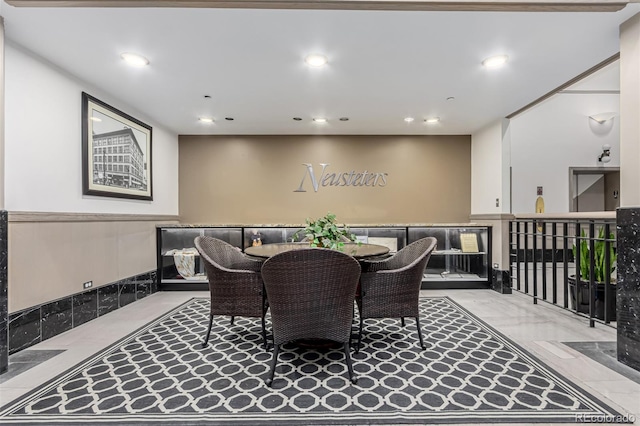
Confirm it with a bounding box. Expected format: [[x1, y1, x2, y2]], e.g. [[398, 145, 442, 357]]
[[41, 298, 73, 341], [491, 269, 512, 294], [97, 284, 119, 317], [72, 290, 98, 328], [7, 271, 158, 356], [616, 208, 640, 373], [0, 211, 7, 375]]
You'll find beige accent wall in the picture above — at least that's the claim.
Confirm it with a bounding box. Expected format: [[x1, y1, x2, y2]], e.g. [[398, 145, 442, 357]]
[[8, 213, 178, 312], [179, 135, 471, 224]]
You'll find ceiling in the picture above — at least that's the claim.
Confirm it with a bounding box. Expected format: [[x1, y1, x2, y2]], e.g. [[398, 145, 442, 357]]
[[1, 2, 638, 135]]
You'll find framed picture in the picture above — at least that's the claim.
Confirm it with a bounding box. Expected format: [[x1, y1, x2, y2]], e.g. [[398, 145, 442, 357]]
[[82, 92, 152, 201]]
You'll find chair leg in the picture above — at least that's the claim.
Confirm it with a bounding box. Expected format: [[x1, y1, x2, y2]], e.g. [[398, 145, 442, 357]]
[[349, 302, 356, 349], [202, 314, 214, 349], [401, 317, 405, 327], [356, 315, 363, 354], [415, 316, 426, 350], [261, 313, 268, 349], [265, 344, 280, 387], [343, 342, 358, 384], [230, 316, 235, 325]]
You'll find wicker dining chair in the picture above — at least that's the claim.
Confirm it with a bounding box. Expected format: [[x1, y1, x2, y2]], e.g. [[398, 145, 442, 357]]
[[194, 236, 268, 349], [356, 237, 437, 352], [261, 248, 361, 387]]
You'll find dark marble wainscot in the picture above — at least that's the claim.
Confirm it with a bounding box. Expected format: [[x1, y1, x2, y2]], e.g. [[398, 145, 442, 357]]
[[41, 298, 73, 341], [135, 271, 155, 300], [118, 279, 137, 308], [72, 290, 98, 327], [97, 284, 119, 317], [616, 207, 640, 372], [8, 307, 40, 355], [5, 270, 159, 357], [0, 211, 7, 373], [491, 269, 512, 294]]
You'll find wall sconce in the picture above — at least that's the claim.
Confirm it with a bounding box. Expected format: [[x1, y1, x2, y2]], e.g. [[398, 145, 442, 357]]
[[589, 112, 617, 124], [598, 144, 611, 163]]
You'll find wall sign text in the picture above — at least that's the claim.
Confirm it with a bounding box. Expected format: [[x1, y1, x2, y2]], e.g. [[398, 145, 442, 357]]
[[294, 163, 388, 193]]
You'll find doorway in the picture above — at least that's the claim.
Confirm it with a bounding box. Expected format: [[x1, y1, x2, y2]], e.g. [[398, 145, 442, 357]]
[[569, 167, 620, 212]]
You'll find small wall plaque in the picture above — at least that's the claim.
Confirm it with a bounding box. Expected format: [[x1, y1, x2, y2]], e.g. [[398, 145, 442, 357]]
[[460, 233, 479, 253]]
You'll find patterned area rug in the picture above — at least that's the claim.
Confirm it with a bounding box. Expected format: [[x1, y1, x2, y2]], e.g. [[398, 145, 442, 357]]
[[0, 297, 627, 424]]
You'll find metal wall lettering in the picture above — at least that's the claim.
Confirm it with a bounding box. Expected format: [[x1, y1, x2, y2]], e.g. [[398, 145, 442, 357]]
[[294, 163, 388, 192]]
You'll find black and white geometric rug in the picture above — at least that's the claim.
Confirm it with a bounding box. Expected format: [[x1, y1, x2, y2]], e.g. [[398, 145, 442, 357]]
[[0, 297, 628, 424]]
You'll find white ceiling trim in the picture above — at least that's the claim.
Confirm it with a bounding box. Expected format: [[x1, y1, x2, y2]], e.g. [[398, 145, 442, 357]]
[[5, 0, 629, 12]]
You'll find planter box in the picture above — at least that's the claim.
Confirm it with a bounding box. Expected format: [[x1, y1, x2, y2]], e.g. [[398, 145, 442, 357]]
[[568, 276, 616, 321]]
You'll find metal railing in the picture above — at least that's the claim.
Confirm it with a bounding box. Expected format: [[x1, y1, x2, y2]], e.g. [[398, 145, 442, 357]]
[[509, 214, 616, 327]]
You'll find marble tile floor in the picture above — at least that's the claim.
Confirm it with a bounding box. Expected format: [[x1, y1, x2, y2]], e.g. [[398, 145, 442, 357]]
[[0, 289, 638, 425], [0, 349, 65, 385]]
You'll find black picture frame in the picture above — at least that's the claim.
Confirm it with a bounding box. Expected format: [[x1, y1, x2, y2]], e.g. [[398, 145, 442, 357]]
[[82, 92, 153, 201]]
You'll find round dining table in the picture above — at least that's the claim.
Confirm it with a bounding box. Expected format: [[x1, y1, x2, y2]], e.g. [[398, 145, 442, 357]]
[[244, 242, 390, 260], [245, 241, 390, 349]]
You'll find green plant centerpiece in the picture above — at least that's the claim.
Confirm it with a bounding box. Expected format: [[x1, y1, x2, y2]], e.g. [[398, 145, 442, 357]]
[[569, 227, 617, 321], [295, 212, 358, 251]]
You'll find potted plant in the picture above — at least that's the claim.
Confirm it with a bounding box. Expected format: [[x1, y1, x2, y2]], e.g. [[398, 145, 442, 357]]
[[569, 227, 617, 320], [294, 212, 358, 251]]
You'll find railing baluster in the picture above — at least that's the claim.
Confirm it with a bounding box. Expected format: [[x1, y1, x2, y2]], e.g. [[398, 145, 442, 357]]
[[552, 222, 558, 304], [575, 222, 581, 315], [516, 221, 521, 291], [604, 223, 611, 324], [508, 217, 615, 329], [541, 220, 547, 302], [533, 220, 538, 304], [563, 222, 569, 309], [588, 222, 596, 328], [524, 221, 529, 296]]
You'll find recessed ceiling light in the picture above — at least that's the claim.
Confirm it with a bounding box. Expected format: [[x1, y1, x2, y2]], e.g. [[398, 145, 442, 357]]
[[293, 117, 303, 121], [339, 117, 349, 121], [446, 97, 455, 101], [404, 117, 415, 123], [305, 54, 328, 67], [204, 95, 212, 99], [120, 52, 149, 68], [313, 117, 328, 123], [482, 55, 509, 69], [90, 117, 102, 122], [225, 117, 234, 121], [199, 117, 214, 123], [425, 117, 440, 124]]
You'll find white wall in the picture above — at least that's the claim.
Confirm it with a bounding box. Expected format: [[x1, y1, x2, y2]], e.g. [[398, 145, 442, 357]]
[[471, 120, 505, 214], [5, 43, 179, 214], [620, 13, 640, 207], [510, 92, 620, 214], [0, 18, 4, 210]]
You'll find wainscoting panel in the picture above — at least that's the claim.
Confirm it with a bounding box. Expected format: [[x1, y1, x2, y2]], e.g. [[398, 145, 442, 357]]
[[7, 271, 157, 355], [0, 211, 7, 374]]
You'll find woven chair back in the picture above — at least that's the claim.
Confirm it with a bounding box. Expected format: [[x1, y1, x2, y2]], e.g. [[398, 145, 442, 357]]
[[194, 236, 264, 317], [195, 236, 251, 272], [384, 237, 438, 272], [261, 248, 361, 345], [360, 236, 437, 319]]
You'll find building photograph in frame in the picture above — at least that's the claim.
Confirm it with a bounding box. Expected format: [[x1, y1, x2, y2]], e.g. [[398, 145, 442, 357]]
[[82, 92, 152, 201]]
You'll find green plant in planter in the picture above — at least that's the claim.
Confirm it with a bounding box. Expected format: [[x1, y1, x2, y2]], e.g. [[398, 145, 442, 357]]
[[294, 212, 358, 251], [572, 227, 617, 283]]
